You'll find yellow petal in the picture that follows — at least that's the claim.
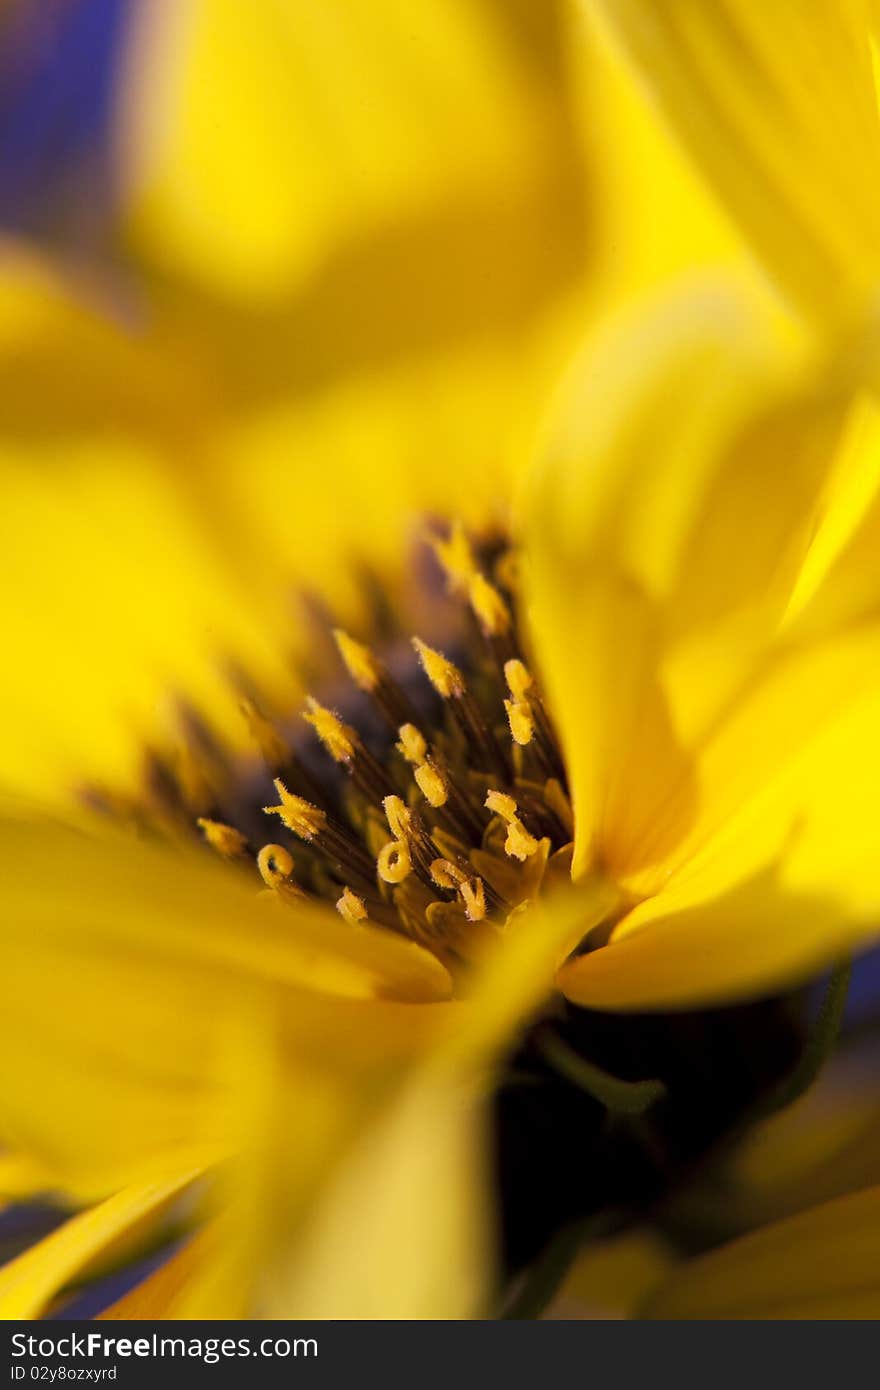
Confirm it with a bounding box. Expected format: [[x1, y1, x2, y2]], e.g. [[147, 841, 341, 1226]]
[[645, 1185, 880, 1318], [125, 0, 588, 307], [579, 6, 745, 312], [523, 284, 841, 884], [0, 820, 449, 1195], [558, 675, 880, 1009], [0, 1170, 198, 1320], [265, 1070, 490, 1319], [588, 0, 880, 327]]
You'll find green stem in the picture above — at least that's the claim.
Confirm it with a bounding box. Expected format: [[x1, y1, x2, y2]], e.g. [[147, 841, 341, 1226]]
[[537, 1028, 667, 1116]]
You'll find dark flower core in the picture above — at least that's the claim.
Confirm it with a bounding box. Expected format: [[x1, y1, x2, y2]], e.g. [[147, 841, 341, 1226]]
[[84, 520, 810, 1306]]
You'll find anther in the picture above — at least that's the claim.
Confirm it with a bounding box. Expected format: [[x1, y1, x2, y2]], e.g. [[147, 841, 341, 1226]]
[[263, 780, 327, 841], [505, 697, 534, 747], [429, 859, 487, 922], [336, 887, 368, 925], [197, 817, 249, 860], [264, 779, 377, 889], [412, 637, 509, 780], [412, 638, 464, 699], [303, 696, 392, 804], [382, 794, 440, 886], [333, 630, 419, 733], [303, 698, 357, 763], [504, 660, 565, 781], [505, 660, 533, 703], [485, 790, 540, 861], [397, 723, 447, 809]]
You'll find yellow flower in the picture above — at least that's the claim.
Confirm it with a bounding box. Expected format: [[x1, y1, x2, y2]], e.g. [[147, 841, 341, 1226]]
[[4, 1, 880, 1322], [585, 0, 880, 335], [5, 276, 880, 1318]]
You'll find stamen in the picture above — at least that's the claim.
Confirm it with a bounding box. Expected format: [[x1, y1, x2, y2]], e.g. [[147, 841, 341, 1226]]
[[397, 723, 447, 808], [197, 817, 249, 860], [504, 659, 565, 781], [505, 659, 533, 703], [382, 794, 441, 886], [430, 520, 477, 596], [485, 790, 540, 861], [505, 697, 534, 747], [240, 697, 289, 770], [333, 630, 381, 693], [303, 696, 392, 804], [336, 887, 368, 925], [468, 572, 511, 638], [257, 843, 306, 901], [241, 696, 326, 803], [413, 636, 509, 780], [137, 518, 580, 984], [263, 780, 327, 841], [377, 838, 412, 884], [264, 778, 377, 888], [429, 858, 487, 923], [333, 629, 419, 732], [412, 638, 464, 700]]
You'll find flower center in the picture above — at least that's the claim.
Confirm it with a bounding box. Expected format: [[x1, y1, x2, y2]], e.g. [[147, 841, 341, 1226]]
[[94, 522, 575, 981]]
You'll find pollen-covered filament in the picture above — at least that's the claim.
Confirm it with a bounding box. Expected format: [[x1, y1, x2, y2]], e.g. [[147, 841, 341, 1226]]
[[187, 523, 572, 975]]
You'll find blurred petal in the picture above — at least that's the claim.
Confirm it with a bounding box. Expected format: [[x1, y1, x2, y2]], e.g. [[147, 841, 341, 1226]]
[[125, 0, 587, 306], [0, 1171, 197, 1319], [588, 0, 880, 326], [0, 820, 448, 1195], [645, 1185, 880, 1318], [266, 1071, 490, 1319], [523, 284, 838, 884], [559, 676, 880, 1009]]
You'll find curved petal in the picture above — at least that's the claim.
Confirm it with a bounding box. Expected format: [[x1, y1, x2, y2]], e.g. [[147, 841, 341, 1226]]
[[523, 284, 845, 884], [0, 1171, 198, 1320], [124, 0, 588, 306], [644, 1185, 880, 1318], [588, 0, 880, 326], [558, 674, 880, 1009], [0, 820, 449, 1195]]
